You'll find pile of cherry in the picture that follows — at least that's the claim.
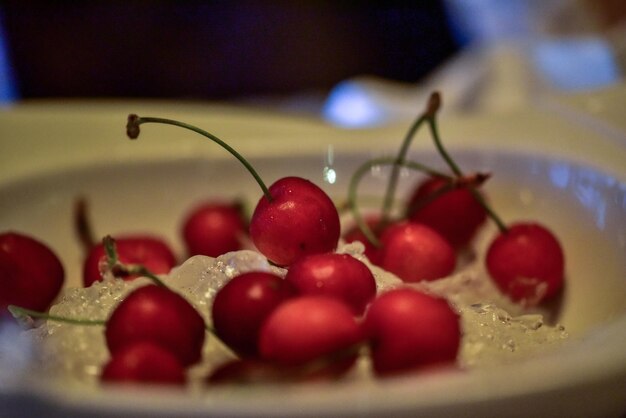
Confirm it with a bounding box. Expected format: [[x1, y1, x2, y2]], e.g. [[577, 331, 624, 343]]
[[0, 92, 565, 386]]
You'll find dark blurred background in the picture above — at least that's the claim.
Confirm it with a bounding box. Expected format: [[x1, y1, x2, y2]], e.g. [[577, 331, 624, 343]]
[[0, 1, 460, 101]]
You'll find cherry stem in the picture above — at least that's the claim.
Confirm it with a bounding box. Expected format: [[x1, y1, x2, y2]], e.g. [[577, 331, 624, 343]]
[[8, 305, 105, 327], [426, 112, 463, 177], [126, 115, 273, 202], [349, 157, 452, 247], [380, 92, 444, 225], [74, 196, 96, 252], [468, 188, 508, 233], [380, 115, 428, 224], [102, 236, 167, 287]]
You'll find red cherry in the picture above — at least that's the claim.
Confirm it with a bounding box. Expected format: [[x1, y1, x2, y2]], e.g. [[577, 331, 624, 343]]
[[83, 236, 177, 287], [182, 201, 247, 257], [486, 222, 565, 305], [259, 296, 362, 373], [105, 285, 205, 366], [377, 222, 456, 282], [284, 253, 376, 315], [343, 215, 383, 265], [250, 177, 340, 266], [101, 341, 186, 385], [126, 118, 339, 267], [0, 231, 65, 313], [364, 288, 461, 376], [407, 176, 487, 248], [211, 272, 293, 357]]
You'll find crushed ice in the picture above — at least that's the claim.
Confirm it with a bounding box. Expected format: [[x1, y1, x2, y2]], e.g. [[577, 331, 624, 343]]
[[3, 243, 568, 385]]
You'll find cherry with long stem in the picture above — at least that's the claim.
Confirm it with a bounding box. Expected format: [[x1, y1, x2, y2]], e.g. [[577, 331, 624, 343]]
[[421, 97, 508, 233], [127, 114, 341, 267]]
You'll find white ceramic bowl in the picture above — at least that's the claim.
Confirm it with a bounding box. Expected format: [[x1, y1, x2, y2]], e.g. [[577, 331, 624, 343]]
[[0, 101, 624, 418]]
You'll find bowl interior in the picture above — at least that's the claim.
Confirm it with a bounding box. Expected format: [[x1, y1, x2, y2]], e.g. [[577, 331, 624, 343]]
[[1, 149, 625, 417], [1, 150, 624, 334]]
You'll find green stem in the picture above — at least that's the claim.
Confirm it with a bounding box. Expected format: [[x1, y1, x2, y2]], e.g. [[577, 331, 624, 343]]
[[426, 116, 463, 177], [468, 188, 508, 233], [126, 115, 272, 202], [349, 157, 451, 247], [8, 305, 105, 326], [380, 114, 427, 224]]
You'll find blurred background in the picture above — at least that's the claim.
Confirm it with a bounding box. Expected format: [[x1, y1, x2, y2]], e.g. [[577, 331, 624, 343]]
[[0, 0, 625, 127]]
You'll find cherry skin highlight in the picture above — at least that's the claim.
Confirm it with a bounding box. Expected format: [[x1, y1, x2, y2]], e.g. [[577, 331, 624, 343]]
[[211, 271, 294, 357], [486, 222, 565, 305], [182, 201, 247, 258], [284, 253, 376, 316], [82, 235, 177, 286], [259, 296, 363, 374], [377, 222, 456, 282], [0, 231, 65, 313], [364, 288, 461, 376], [105, 285, 206, 367], [101, 341, 186, 385], [407, 176, 487, 249], [249, 177, 340, 266]]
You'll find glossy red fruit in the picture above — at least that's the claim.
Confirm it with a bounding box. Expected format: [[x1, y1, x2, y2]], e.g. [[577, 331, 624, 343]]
[[212, 272, 293, 357], [101, 341, 186, 385], [407, 176, 487, 248], [0, 231, 64, 312], [259, 296, 362, 373], [343, 215, 383, 265], [377, 222, 456, 282], [105, 285, 205, 367], [364, 288, 461, 376], [249, 177, 340, 266], [83, 236, 177, 287], [285, 253, 376, 315], [182, 201, 247, 257], [486, 222, 564, 305]]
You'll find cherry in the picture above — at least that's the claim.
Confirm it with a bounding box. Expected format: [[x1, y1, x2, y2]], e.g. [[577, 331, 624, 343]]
[[363, 288, 461, 376], [377, 222, 455, 282], [486, 222, 565, 305], [208, 354, 354, 384], [0, 231, 64, 313], [127, 116, 340, 267], [182, 201, 247, 257], [101, 341, 186, 385], [211, 271, 293, 357], [258, 296, 362, 374], [407, 176, 487, 248], [105, 285, 206, 367], [74, 198, 177, 286], [284, 253, 376, 315], [83, 236, 177, 287], [249, 176, 340, 266]]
